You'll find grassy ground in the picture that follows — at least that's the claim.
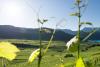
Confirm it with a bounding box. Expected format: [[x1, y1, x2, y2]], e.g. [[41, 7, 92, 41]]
[[0, 39, 100, 67]]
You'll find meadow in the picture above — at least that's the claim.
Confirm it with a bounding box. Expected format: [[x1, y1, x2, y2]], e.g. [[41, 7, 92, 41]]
[[0, 39, 100, 67]]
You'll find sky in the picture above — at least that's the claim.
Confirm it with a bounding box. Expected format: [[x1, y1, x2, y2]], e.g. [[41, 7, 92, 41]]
[[0, 0, 100, 30]]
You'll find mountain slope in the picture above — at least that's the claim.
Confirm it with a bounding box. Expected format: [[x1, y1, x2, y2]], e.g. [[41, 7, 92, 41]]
[[61, 29, 77, 35], [0, 25, 73, 41], [82, 27, 100, 40], [61, 27, 100, 40]]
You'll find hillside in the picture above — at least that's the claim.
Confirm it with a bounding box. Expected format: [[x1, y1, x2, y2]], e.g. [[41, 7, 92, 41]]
[[82, 27, 100, 40], [0, 25, 99, 41], [62, 27, 100, 40], [0, 25, 73, 41]]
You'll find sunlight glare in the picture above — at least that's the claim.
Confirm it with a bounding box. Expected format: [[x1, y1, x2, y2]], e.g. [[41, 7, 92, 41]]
[[3, 3, 21, 17]]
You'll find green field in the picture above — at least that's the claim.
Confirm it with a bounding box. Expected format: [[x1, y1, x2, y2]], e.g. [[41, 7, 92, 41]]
[[0, 39, 100, 67]]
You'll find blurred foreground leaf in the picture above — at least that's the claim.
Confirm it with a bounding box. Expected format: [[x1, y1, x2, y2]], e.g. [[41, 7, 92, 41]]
[[76, 57, 85, 67], [60, 64, 64, 67], [80, 22, 92, 27], [70, 12, 79, 16], [66, 36, 79, 52], [28, 49, 40, 63], [0, 42, 20, 61]]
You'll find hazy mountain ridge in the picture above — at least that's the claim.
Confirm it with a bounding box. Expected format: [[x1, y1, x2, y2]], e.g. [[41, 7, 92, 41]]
[[82, 27, 100, 40], [61, 27, 100, 40], [0, 25, 73, 41], [0, 25, 99, 41], [61, 29, 77, 35]]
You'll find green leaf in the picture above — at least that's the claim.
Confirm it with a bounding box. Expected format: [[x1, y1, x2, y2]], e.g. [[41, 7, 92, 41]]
[[0, 42, 20, 61], [76, 57, 85, 67], [28, 49, 40, 63], [70, 12, 79, 16], [80, 22, 92, 26]]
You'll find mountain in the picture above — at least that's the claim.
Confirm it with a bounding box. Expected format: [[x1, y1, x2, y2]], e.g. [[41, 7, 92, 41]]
[[61, 27, 100, 40], [0, 25, 99, 41], [0, 25, 39, 39], [82, 27, 100, 40], [82, 27, 94, 32], [61, 29, 77, 35], [0, 25, 73, 41]]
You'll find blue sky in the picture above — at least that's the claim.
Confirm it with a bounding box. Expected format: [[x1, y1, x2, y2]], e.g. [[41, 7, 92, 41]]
[[0, 0, 100, 30]]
